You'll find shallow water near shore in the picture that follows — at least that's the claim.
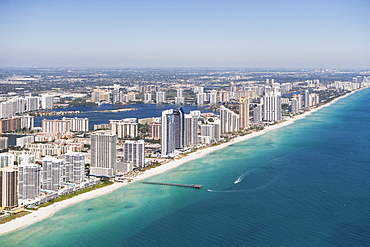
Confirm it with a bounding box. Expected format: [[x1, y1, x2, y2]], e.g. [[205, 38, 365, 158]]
[[1, 88, 370, 246]]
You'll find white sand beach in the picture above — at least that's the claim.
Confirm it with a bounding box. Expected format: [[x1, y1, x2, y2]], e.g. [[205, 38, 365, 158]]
[[0, 89, 359, 236]]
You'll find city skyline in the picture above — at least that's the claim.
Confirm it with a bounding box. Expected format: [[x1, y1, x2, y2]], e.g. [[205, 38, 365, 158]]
[[0, 0, 369, 69]]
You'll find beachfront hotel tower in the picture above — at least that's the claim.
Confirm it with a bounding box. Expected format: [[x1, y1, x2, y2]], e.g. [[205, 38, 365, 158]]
[[161, 109, 175, 157], [90, 131, 117, 177], [173, 108, 185, 149], [41, 156, 64, 191], [0, 168, 18, 209], [18, 163, 41, 200], [64, 152, 85, 184], [220, 105, 240, 134], [239, 96, 250, 130], [124, 140, 145, 168], [263, 91, 282, 122]]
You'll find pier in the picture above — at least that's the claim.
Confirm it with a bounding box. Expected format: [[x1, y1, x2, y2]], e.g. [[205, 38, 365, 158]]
[[142, 181, 202, 189]]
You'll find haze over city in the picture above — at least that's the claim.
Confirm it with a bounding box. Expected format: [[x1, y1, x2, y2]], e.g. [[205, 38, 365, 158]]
[[0, 0, 369, 68]]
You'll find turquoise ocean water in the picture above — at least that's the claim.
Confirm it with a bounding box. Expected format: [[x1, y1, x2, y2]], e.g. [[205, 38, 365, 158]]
[[1, 88, 370, 246]]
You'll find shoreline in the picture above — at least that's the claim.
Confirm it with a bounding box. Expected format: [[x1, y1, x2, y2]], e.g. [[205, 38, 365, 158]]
[[0, 88, 362, 236]]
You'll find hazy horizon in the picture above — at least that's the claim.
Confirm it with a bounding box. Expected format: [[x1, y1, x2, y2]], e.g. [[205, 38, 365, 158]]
[[1, 0, 369, 68]]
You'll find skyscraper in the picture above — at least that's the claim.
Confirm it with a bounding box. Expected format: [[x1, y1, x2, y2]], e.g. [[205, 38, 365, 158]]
[[41, 94, 54, 109], [124, 140, 145, 168], [184, 112, 199, 146], [0, 168, 18, 209], [161, 109, 175, 157], [64, 152, 85, 184], [220, 105, 240, 134], [18, 163, 41, 200], [263, 91, 282, 122], [41, 156, 64, 191], [239, 96, 250, 130], [90, 131, 117, 177], [173, 108, 184, 149]]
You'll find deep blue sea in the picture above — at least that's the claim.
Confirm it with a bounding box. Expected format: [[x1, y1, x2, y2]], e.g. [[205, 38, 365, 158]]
[[34, 104, 214, 129], [1, 88, 370, 246]]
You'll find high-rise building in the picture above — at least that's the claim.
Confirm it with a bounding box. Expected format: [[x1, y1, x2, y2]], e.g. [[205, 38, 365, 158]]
[[184, 112, 199, 146], [156, 91, 166, 104], [0, 168, 18, 209], [239, 96, 250, 130], [0, 137, 8, 151], [289, 98, 299, 114], [220, 105, 240, 134], [252, 104, 263, 122], [209, 90, 217, 105], [0, 153, 14, 169], [62, 117, 89, 132], [124, 140, 145, 168], [173, 108, 184, 149], [149, 123, 161, 140], [42, 119, 71, 134], [64, 152, 85, 184], [41, 94, 54, 109], [18, 163, 41, 200], [304, 90, 310, 108], [263, 91, 282, 122], [90, 131, 117, 177], [110, 119, 138, 139], [161, 109, 175, 157], [41, 156, 64, 191]]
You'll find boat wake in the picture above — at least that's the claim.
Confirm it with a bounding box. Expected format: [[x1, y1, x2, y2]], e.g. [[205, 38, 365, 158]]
[[234, 172, 249, 184]]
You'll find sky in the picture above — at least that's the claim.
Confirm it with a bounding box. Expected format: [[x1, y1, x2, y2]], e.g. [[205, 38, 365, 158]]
[[0, 0, 369, 68]]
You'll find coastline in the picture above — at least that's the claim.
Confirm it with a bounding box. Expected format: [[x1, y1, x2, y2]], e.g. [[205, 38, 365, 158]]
[[0, 89, 361, 236]]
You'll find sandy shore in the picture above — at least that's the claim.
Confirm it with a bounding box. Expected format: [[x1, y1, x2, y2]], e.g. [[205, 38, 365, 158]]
[[0, 89, 360, 236]]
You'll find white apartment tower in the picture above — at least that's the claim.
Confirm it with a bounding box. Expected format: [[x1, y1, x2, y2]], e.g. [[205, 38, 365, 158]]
[[18, 164, 41, 200], [161, 109, 175, 157], [41, 156, 64, 191], [90, 131, 117, 177], [64, 152, 85, 184], [124, 140, 145, 168], [62, 117, 89, 132], [220, 105, 240, 134], [263, 91, 282, 122], [41, 94, 54, 109]]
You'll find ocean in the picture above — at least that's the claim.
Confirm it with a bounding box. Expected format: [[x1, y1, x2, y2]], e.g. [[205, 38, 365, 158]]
[[1, 88, 370, 246]]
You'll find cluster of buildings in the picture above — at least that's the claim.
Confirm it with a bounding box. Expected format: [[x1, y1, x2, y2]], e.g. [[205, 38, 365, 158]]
[[1, 74, 370, 212], [0, 151, 100, 210]]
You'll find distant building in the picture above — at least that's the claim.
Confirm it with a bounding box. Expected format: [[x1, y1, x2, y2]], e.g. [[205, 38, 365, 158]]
[[0, 137, 8, 151], [0, 153, 14, 169], [149, 123, 161, 140], [90, 131, 117, 177], [25, 96, 40, 112], [110, 119, 138, 139], [156, 91, 166, 104], [62, 117, 89, 132], [41, 94, 54, 109], [42, 119, 71, 134], [184, 112, 199, 146]]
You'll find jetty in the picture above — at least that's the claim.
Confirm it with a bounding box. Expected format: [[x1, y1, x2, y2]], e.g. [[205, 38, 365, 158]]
[[142, 181, 202, 189]]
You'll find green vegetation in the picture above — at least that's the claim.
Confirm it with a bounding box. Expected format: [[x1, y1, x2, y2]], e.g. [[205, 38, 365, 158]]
[[34, 180, 113, 209], [0, 211, 31, 225], [144, 139, 160, 144]]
